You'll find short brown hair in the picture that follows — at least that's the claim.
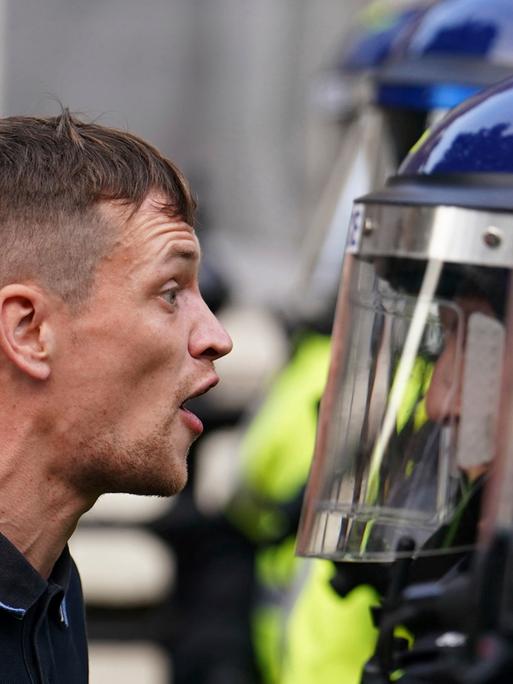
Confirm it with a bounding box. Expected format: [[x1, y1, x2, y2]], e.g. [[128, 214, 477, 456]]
[[0, 109, 196, 307]]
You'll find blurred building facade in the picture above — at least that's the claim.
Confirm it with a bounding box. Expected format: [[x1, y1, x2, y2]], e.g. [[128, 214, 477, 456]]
[[3, 0, 363, 304]]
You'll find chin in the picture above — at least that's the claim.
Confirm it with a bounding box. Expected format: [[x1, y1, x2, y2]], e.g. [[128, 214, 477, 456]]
[[103, 476, 187, 498], [74, 429, 191, 498], [121, 464, 189, 498]]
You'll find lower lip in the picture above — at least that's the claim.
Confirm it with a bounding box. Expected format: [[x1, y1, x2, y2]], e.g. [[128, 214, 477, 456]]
[[179, 407, 204, 435]]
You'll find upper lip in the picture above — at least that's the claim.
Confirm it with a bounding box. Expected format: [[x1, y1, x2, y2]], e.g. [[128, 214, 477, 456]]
[[181, 375, 219, 406]]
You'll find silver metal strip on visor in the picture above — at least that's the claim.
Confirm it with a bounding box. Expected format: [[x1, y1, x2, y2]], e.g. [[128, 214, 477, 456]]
[[351, 203, 513, 268]]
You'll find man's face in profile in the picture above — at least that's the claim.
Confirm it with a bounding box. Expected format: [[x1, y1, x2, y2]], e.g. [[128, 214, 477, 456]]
[[425, 295, 497, 424], [425, 294, 499, 481], [53, 192, 232, 498]]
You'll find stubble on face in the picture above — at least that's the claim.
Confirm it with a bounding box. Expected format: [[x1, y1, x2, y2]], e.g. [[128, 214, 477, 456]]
[[71, 397, 195, 498], [73, 434, 188, 499]]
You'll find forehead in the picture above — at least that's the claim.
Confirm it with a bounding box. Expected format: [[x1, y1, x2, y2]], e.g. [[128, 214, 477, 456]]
[[102, 193, 201, 264]]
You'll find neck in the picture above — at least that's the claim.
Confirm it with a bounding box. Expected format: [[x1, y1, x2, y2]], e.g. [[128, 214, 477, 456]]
[[0, 427, 95, 579]]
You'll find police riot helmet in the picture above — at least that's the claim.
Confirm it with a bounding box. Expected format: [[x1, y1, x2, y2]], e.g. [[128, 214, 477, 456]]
[[296, 76, 513, 563], [376, 0, 513, 162], [313, 0, 431, 121], [378, 0, 513, 112]]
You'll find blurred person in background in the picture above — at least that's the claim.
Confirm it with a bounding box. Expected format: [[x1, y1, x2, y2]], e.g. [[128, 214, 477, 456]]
[[0, 110, 231, 683]]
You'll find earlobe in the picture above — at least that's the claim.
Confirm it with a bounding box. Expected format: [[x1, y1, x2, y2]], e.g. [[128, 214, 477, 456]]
[[0, 285, 53, 381]]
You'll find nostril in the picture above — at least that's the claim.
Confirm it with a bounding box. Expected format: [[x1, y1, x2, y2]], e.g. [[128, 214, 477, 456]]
[[210, 323, 233, 360], [204, 346, 225, 361], [190, 299, 232, 361]]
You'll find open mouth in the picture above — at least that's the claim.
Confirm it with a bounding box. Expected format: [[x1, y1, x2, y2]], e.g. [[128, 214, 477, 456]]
[[182, 377, 219, 405], [180, 387, 211, 411], [178, 377, 219, 435], [179, 402, 204, 435]]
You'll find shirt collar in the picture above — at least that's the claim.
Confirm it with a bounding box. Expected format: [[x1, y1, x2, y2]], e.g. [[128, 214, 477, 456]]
[[0, 533, 72, 617]]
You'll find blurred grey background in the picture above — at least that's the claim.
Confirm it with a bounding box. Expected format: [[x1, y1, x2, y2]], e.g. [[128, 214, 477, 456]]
[[3, 0, 363, 304]]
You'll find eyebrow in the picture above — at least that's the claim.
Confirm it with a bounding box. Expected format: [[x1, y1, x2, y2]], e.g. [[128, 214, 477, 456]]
[[164, 244, 201, 262]]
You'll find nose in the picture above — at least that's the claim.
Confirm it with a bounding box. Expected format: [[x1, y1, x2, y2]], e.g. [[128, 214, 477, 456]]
[[189, 296, 233, 362], [425, 334, 463, 423]]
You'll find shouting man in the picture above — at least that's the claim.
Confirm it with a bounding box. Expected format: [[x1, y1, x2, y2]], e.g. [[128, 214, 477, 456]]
[[0, 111, 232, 682]]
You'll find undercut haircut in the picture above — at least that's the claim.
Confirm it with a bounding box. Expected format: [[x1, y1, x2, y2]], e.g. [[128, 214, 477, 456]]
[[0, 109, 196, 308]]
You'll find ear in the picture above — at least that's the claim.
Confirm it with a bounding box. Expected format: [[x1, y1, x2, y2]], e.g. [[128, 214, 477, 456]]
[[0, 284, 54, 381]]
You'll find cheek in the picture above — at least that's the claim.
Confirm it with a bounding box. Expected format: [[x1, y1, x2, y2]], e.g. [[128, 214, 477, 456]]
[[63, 286, 195, 411], [113, 326, 188, 391], [425, 365, 447, 422], [425, 340, 462, 422], [69, 314, 183, 394], [118, 317, 194, 407]]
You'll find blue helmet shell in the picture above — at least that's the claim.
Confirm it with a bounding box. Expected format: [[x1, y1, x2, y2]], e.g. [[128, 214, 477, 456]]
[[405, 0, 513, 60], [314, 2, 430, 119], [377, 0, 513, 111], [361, 77, 513, 211], [339, 3, 426, 74], [401, 77, 513, 176]]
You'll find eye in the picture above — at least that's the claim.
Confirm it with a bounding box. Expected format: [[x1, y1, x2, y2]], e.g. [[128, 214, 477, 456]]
[[160, 285, 179, 308]]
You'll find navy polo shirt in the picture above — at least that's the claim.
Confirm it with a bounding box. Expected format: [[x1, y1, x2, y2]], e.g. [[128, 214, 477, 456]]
[[0, 533, 88, 683]]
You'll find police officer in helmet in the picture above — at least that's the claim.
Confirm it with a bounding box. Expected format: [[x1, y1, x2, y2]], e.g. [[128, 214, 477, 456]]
[[297, 74, 513, 683]]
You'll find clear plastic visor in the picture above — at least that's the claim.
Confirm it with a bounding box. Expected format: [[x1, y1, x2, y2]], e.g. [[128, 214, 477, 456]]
[[297, 255, 509, 562]]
